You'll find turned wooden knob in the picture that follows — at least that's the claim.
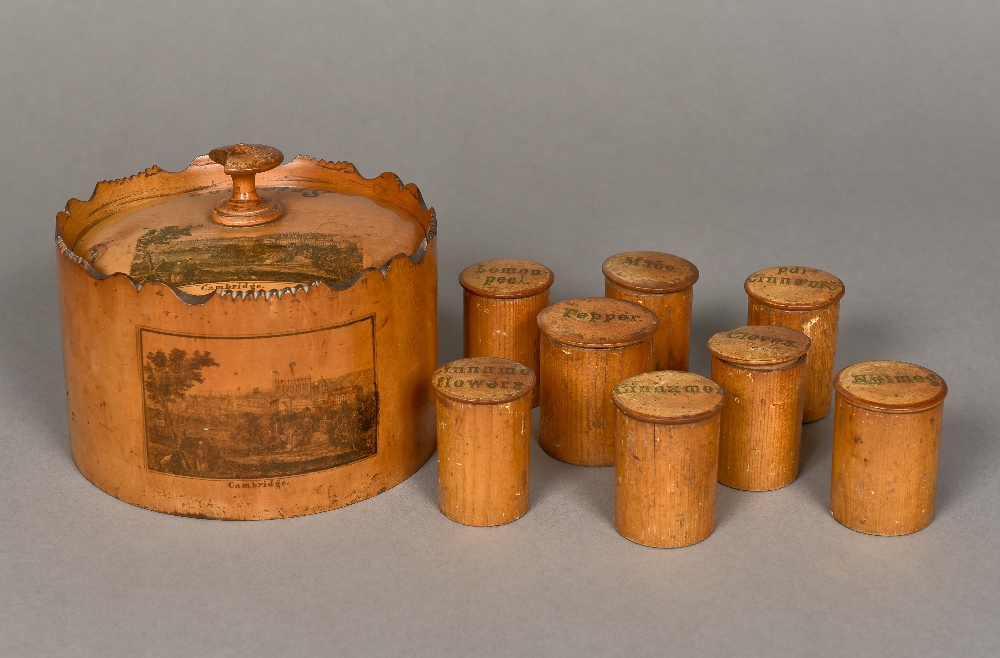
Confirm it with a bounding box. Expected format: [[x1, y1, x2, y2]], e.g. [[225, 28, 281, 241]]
[[208, 143, 284, 226]]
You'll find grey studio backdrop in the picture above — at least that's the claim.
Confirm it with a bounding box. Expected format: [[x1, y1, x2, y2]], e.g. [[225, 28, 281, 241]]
[[0, 1, 997, 656]]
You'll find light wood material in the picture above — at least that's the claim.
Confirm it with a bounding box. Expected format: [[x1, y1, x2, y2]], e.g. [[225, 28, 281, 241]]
[[56, 146, 438, 520], [433, 357, 534, 526], [208, 143, 285, 226], [830, 360, 947, 535], [603, 251, 698, 371], [745, 266, 844, 422], [537, 298, 657, 466], [613, 371, 724, 548], [460, 259, 553, 407], [708, 326, 809, 491]]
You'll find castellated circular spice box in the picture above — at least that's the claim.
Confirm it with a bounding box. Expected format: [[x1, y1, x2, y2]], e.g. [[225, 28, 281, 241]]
[[55, 144, 438, 519]]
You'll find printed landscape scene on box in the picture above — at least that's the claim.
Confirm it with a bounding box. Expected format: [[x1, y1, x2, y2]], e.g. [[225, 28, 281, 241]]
[[140, 318, 379, 480]]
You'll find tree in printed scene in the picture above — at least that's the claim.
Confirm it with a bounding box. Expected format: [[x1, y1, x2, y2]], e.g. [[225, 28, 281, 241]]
[[143, 348, 219, 448]]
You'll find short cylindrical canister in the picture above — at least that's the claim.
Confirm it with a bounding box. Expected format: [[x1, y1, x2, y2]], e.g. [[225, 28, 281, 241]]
[[708, 326, 810, 491], [745, 266, 845, 422], [830, 361, 947, 536], [433, 357, 535, 526], [537, 298, 657, 466], [603, 251, 699, 371], [460, 259, 554, 407], [613, 371, 724, 548]]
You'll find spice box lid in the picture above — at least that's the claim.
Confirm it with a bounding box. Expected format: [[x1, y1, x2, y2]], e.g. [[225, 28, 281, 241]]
[[459, 259, 554, 299], [537, 297, 658, 348], [613, 371, 725, 424], [835, 360, 947, 413], [602, 251, 699, 293], [744, 266, 845, 310], [432, 357, 535, 404], [56, 143, 435, 302], [707, 325, 810, 368]]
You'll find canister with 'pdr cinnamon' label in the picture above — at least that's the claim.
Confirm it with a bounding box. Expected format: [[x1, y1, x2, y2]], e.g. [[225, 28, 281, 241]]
[[745, 266, 844, 422]]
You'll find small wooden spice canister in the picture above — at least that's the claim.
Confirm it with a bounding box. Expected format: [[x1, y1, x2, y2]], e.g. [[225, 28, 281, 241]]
[[830, 361, 948, 536], [460, 259, 554, 407], [537, 298, 657, 466], [745, 266, 845, 422], [603, 251, 699, 371], [613, 371, 724, 548], [433, 357, 535, 526], [708, 326, 810, 490]]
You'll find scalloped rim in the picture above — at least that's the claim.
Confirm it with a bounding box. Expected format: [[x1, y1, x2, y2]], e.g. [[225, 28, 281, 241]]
[[55, 154, 437, 306]]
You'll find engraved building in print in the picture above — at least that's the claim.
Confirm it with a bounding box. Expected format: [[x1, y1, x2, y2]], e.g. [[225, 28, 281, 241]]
[[141, 318, 378, 480]]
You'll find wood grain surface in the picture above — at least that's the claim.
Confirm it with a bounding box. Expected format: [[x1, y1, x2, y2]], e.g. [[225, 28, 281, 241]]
[[461, 260, 553, 407], [613, 371, 723, 547], [434, 357, 534, 526], [830, 360, 947, 535], [537, 331, 654, 466], [56, 149, 439, 519], [745, 266, 844, 422], [603, 252, 698, 371], [708, 326, 809, 491]]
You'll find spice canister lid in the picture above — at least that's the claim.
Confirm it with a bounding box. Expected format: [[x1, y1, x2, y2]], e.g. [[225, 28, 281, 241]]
[[835, 360, 947, 413], [707, 325, 810, 368], [433, 357, 535, 404], [56, 143, 434, 301], [602, 251, 699, 293], [537, 298, 658, 348], [744, 266, 845, 310], [613, 371, 724, 424], [459, 259, 554, 299]]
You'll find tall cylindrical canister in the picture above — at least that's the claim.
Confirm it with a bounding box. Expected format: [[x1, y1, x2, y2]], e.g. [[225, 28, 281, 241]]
[[613, 371, 724, 548], [830, 361, 947, 535], [708, 326, 810, 490], [537, 298, 657, 466], [432, 357, 535, 526], [603, 251, 699, 371], [745, 266, 845, 422], [460, 259, 554, 407]]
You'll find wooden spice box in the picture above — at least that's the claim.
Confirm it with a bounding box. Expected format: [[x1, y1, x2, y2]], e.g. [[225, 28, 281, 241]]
[[56, 144, 438, 519]]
